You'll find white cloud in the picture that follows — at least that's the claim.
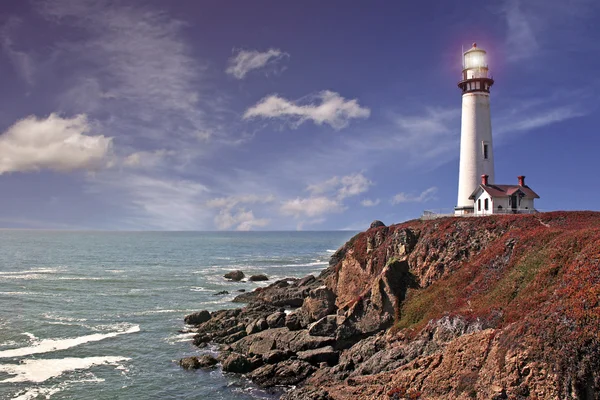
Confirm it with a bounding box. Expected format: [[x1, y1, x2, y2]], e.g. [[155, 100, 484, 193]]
[[504, 0, 539, 61], [226, 48, 288, 79], [280, 197, 345, 218], [391, 187, 438, 205], [206, 194, 274, 230], [360, 198, 380, 207], [496, 106, 585, 135], [0, 114, 112, 174], [244, 90, 370, 129], [307, 172, 372, 200], [123, 149, 175, 168]]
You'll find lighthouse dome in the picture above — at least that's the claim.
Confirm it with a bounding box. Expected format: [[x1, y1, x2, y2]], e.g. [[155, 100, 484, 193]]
[[463, 43, 488, 70]]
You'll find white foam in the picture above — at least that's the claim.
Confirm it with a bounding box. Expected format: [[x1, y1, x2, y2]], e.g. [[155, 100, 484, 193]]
[[0, 356, 128, 383], [0, 325, 139, 358], [326, 249, 336, 253], [12, 386, 62, 400], [0, 268, 59, 276]]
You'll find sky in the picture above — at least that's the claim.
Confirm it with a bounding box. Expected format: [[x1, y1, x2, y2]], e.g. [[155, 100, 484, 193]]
[[0, 0, 599, 231]]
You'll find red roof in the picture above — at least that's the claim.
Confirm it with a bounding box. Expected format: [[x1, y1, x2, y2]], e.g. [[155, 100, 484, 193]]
[[469, 184, 540, 200]]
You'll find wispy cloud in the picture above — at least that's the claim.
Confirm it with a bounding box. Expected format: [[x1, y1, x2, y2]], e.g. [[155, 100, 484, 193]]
[[226, 48, 289, 79], [281, 197, 345, 218], [360, 198, 380, 207], [503, 0, 539, 62], [244, 90, 370, 130], [206, 194, 275, 230], [307, 173, 372, 200], [1, 17, 35, 86], [391, 187, 438, 205], [0, 114, 112, 175]]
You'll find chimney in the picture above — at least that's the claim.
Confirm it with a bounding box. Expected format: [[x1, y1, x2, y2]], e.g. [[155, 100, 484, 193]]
[[518, 176, 525, 186], [481, 174, 489, 185]]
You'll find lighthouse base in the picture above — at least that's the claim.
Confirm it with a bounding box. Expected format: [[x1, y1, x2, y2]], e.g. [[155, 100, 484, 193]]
[[454, 205, 474, 216]]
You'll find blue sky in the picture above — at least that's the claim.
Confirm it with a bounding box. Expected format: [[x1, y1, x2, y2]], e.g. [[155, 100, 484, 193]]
[[0, 0, 599, 230]]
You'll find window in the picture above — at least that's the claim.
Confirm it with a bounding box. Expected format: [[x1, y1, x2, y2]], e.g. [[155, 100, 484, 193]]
[[478, 199, 481, 211], [484, 198, 489, 211], [483, 144, 489, 159]]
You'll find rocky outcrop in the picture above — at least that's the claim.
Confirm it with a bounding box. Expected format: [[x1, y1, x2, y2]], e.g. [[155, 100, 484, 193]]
[[224, 270, 245, 281], [184, 310, 211, 325], [179, 354, 218, 369], [249, 274, 269, 281], [180, 212, 600, 400]]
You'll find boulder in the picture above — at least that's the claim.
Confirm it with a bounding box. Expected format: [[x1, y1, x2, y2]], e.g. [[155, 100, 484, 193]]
[[246, 318, 269, 335], [222, 353, 254, 373], [297, 275, 316, 287], [248, 359, 316, 388], [301, 286, 336, 323], [266, 311, 286, 328], [179, 354, 218, 370], [297, 346, 339, 366], [370, 220, 386, 229], [285, 311, 304, 331], [224, 270, 245, 281], [263, 349, 293, 364], [184, 310, 211, 325], [308, 315, 339, 337], [233, 327, 335, 354], [249, 338, 276, 356], [249, 274, 269, 281], [213, 290, 229, 295]]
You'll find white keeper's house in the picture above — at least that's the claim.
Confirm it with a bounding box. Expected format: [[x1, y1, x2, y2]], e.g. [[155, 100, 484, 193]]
[[454, 43, 540, 216], [469, 175, 540, 216]]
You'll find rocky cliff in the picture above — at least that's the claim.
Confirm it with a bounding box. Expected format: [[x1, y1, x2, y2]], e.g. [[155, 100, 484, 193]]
[[181, 211, 600, 399]]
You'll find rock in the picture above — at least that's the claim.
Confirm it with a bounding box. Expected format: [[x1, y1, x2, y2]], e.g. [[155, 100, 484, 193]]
[[297, 346, 339, 366], [179, 354, 218, 370], [222, 353, 254, 373], [238, 289, 246, 292], [246, 318, 269, 335], [192, 334, 211, 346], [370, 220, 386, 229], [247, 359, 316, 388], [224, 270, 245, 281], [266, 311, 286, 328], [233, 327, 335, 354], [263, 349, 293, 364], [249, 338, 276, 356], [297, 275, 316, 287], [301, 286, 336, 323], [285, 311, 304, 331], [308, 315, 339, 337], [213, 290, 229, 295], [249, 274, 269, 281], [281, 388, 333, 400], [184, 310, 211, 325]]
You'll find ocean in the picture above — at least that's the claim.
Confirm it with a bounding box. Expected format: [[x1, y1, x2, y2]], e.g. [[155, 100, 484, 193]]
[[0, 230, 355, 400]]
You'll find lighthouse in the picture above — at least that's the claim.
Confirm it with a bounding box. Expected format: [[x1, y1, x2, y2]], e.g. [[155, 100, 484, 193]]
[[455, 43, 495, 215]]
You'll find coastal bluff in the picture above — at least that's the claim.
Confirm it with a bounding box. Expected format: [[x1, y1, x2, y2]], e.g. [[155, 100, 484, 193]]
[[181, 211, 600, 399]]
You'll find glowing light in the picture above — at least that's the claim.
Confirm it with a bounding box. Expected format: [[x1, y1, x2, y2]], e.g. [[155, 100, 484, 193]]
[[464, 50, 487, 69]]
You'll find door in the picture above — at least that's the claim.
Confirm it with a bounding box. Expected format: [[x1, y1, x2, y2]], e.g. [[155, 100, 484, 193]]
[[511, 195, 518, 213]]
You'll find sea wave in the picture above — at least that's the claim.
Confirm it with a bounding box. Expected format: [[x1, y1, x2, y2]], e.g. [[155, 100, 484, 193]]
[[0, 356, 128, 383], [0, 325, 139, 358]]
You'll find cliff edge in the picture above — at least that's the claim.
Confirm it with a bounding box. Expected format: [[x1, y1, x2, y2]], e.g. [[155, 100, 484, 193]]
[[182, 211, 600, 399]]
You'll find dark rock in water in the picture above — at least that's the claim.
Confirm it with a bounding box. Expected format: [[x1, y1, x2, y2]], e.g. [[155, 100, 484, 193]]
[[222, 353, 258, 373], [369, 220, 386, 229], [184, 310, 211, 325], [213, 290, 229, 296], [248, 359, 316, 388], [179, 354, 218, 370], [266, 311, 286, 328], [238, 289, 246, 292], [301, 286, 336, 323], [308, 315, 339, 337], [192, 334, 211, 346], [249, 274, 269, 281], [296, 346, 339, 366], [224, 270, 245, 281], [285, 311, 303, 331]]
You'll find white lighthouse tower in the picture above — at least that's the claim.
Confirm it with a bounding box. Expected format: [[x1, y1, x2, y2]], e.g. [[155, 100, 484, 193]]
[[455, 43, 495, 215]]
